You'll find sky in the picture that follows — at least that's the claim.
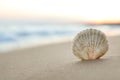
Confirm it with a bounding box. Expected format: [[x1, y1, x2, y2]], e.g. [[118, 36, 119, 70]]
[[0, 0, 120, 24]]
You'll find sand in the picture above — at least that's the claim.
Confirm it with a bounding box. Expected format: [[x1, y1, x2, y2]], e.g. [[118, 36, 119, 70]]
[[0, 36, 120, 80]]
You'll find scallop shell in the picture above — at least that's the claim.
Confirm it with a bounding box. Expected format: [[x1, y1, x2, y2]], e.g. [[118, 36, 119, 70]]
[[72, 29, 109, 60]]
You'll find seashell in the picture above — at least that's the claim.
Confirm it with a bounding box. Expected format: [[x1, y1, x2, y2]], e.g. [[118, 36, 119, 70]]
[[72, 29, 109, 60]]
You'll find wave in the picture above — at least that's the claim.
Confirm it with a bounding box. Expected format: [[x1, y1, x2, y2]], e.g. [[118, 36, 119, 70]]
[[0, 24, 120, 52]]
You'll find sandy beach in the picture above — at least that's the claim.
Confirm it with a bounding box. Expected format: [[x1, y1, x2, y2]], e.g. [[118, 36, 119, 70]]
[[0, 36, 120, 80]]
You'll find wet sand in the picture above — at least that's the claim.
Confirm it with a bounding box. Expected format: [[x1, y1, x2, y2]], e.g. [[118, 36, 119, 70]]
[[0, 36, 120, 80]]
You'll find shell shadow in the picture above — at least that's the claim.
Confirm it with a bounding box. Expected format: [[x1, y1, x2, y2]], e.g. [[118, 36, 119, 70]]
[[75, 58, 109, 65], [72, 58, 111, 68]]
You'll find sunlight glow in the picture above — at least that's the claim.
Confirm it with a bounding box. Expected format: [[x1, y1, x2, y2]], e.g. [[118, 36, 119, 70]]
[[0, 0, 120, 23]]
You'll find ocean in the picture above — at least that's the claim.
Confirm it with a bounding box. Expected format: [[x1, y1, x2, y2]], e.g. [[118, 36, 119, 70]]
[[0, 24, 120, 53]]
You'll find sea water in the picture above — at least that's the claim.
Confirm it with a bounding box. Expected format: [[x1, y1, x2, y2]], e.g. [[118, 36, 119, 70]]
[[0, 24, 120, 53]]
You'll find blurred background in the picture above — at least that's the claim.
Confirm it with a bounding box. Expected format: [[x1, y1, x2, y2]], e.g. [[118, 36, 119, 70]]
[[0, 0, 120, 53]]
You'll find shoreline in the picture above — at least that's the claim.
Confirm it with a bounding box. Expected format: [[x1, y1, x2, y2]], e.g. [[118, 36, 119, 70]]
[[1, 35, 120, 54]]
